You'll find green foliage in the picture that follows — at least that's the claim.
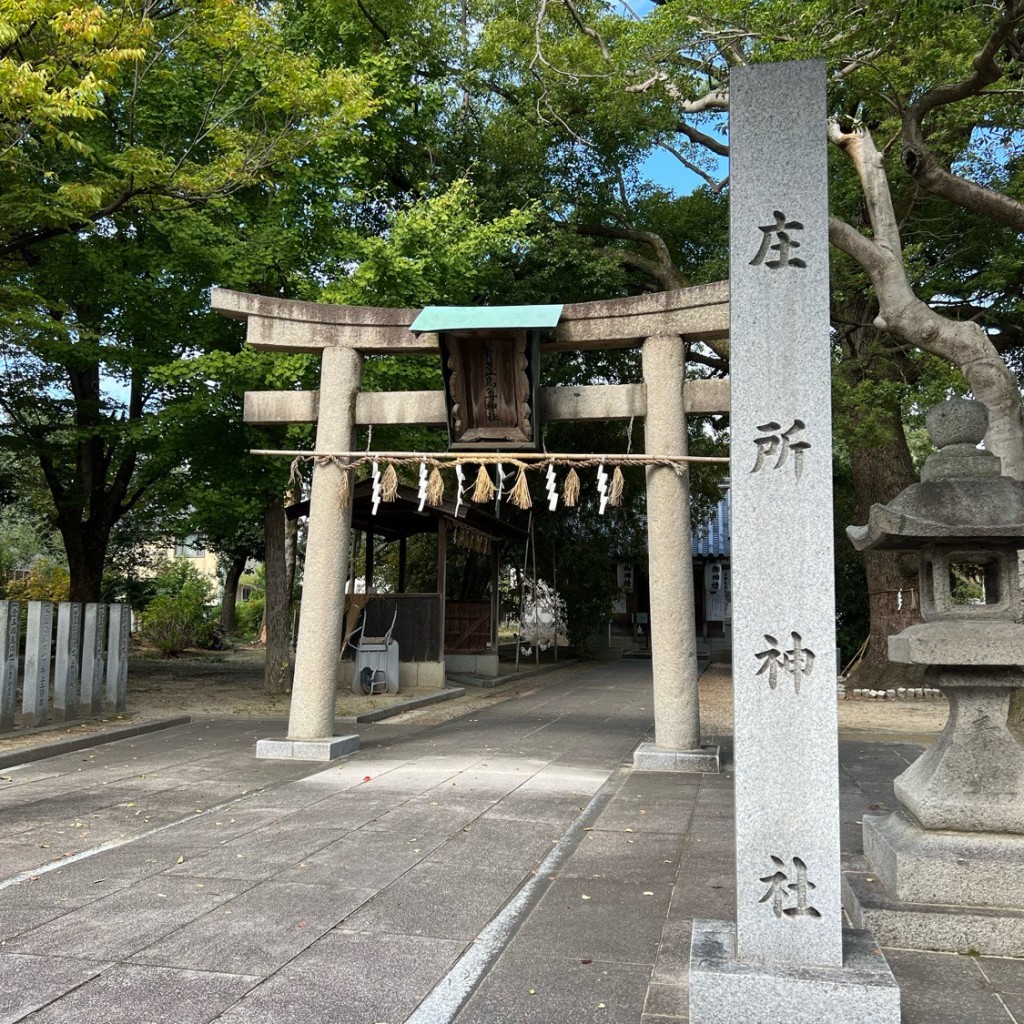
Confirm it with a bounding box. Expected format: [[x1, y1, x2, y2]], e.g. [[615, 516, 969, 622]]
[[235, 597, 266, 642], [4, 558, 70, 602], [140, 559, 215, 655], [321, 179, 538, 308]]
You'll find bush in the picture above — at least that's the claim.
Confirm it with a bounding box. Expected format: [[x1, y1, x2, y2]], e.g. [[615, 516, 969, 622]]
[[235, 597, 265, 642], [140, 595, 204, 657], [5, 559, 70, 602], [138, 560, 218, 655]]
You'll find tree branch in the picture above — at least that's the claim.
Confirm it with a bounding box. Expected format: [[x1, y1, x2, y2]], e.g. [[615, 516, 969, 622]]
[[901, 0, 1024, 232]]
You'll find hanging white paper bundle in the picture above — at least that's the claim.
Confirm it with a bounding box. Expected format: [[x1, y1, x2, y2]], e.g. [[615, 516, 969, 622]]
[[546, 462, 558, 511], [417, 461, 429, 512], [371, 460, 382, 515]]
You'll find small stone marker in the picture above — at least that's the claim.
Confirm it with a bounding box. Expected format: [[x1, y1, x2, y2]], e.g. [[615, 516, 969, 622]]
[[688, 59, 899, 1022], [105, 603, 130, 712], [54, 602, 83, 721], [22, 601, 54, 727], [80, 603, 108, 717], [0, 601, 20, 732]]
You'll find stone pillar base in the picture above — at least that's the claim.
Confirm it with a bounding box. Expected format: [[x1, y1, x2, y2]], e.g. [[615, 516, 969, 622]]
[[256, 735, 360, 761], [688, 919, 900, 1024], [633, 741, 720, 773], [842, 811, 1024, 956]]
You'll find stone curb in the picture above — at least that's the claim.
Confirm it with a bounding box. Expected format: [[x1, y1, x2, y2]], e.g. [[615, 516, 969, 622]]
[[446, 660, 578, 689], [0, 716, 193, 770], [350, 686, 466, 723]]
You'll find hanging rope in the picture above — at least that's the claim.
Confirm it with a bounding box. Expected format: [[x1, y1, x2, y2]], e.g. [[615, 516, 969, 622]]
[[266, 448, 728, 513]]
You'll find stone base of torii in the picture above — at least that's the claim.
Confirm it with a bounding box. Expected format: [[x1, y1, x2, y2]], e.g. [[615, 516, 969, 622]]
[[213, 284, 730, 770]]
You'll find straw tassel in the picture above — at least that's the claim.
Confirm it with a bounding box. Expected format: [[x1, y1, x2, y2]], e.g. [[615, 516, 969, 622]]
[[426, 466, 445, 505], [609, 466, 625, 506], [509, 465, 533, 509], [563, 467, 580, 507], [381, 463, 399, 502], [337, 466, 351, 509], [471, 464, 496, 503]]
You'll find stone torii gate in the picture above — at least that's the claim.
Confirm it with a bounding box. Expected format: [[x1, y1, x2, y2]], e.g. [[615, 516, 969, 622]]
[[213, 283, 730, 766]]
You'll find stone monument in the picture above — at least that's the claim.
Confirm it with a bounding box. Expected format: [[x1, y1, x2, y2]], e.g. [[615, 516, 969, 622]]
[[22, 601, 53, 727], [844, 397, 1024, 956], [688, 58, 899, 1022], [54, 601, 83, 721], [0, 601, 19, 732]]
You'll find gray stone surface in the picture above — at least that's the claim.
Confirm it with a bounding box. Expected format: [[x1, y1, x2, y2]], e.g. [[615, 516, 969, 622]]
[[10, 876, 248, 961], [888, 621, 1024, 664], [79, 602, 107, 717], [22, 601, 53, 728], [104, 603, 130, 713], [864, 811, 1024, 907], [213, 929, 465, 1024], [642, 335, 702, 755], [725, 58, 844, 970], [255, 734, 360, 760], [285, 344, 361, 743], [457, 953, 653, 1024], [885, 949, 1017, 1024], [509, 876, 671, 963], [0, 663, 1020, 1024], [843, 869, 1024, 956], [890, 671, 1024, 833], [0, 953, 108, 1024], [52, 602, 82, 721], [131, 880, 375, 976], [925, 397, 988, 449], [343, 861, 527, 940], [0, 600, 20, 732], [633, 741, 720, 773], [21, 963, 257, 1024], [688, 919, 900, 1023]]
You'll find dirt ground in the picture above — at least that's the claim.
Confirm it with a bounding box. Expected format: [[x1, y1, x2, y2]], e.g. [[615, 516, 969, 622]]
[[0, 646, 950, 760]]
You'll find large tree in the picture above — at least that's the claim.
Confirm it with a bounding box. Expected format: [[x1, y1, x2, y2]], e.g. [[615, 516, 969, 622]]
[[0, 0, 375, 601]]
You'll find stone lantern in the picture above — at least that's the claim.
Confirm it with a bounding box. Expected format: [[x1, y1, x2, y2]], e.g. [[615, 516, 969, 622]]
[[844, 398, 1024, 954], [409, 305, 563, 452]]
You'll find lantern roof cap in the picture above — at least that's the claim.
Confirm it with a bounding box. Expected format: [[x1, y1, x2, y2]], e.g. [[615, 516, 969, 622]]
[[410, 304, 563, 333], [848, 398, 1024, 551], [847, 479, 1024, 551]]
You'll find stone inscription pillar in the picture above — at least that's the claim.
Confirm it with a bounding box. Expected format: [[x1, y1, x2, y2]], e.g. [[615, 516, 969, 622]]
[[0, 601, 20, 732], [54, 602, 83, 721], [633, 335, 718, 773], [22, 601, 54, 727], [689, 59, 898, 1023], [285, 344, 362, 744], [105, 603, 130, 712], [80, 603, 107, 717]]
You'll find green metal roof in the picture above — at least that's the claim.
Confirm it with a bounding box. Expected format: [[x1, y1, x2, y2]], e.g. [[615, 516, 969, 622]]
[[409, 304, 563, 333]]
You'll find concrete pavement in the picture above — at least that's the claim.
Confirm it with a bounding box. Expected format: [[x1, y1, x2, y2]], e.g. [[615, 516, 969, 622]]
[[0, 659, 1021, 1023]]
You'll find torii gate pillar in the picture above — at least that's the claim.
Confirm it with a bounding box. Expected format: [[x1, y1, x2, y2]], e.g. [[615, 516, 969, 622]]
[[634, 334, 720, 773]]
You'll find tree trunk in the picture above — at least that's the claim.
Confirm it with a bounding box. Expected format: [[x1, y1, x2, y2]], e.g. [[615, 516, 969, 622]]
[[219, 554, 247, 635], [62, 522, 111, 603], [846, 407, 925, 690], [263, 495, 292, 694]]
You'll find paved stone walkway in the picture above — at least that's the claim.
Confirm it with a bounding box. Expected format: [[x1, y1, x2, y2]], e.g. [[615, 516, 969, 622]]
[[0, 660, 1021, 1023]]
